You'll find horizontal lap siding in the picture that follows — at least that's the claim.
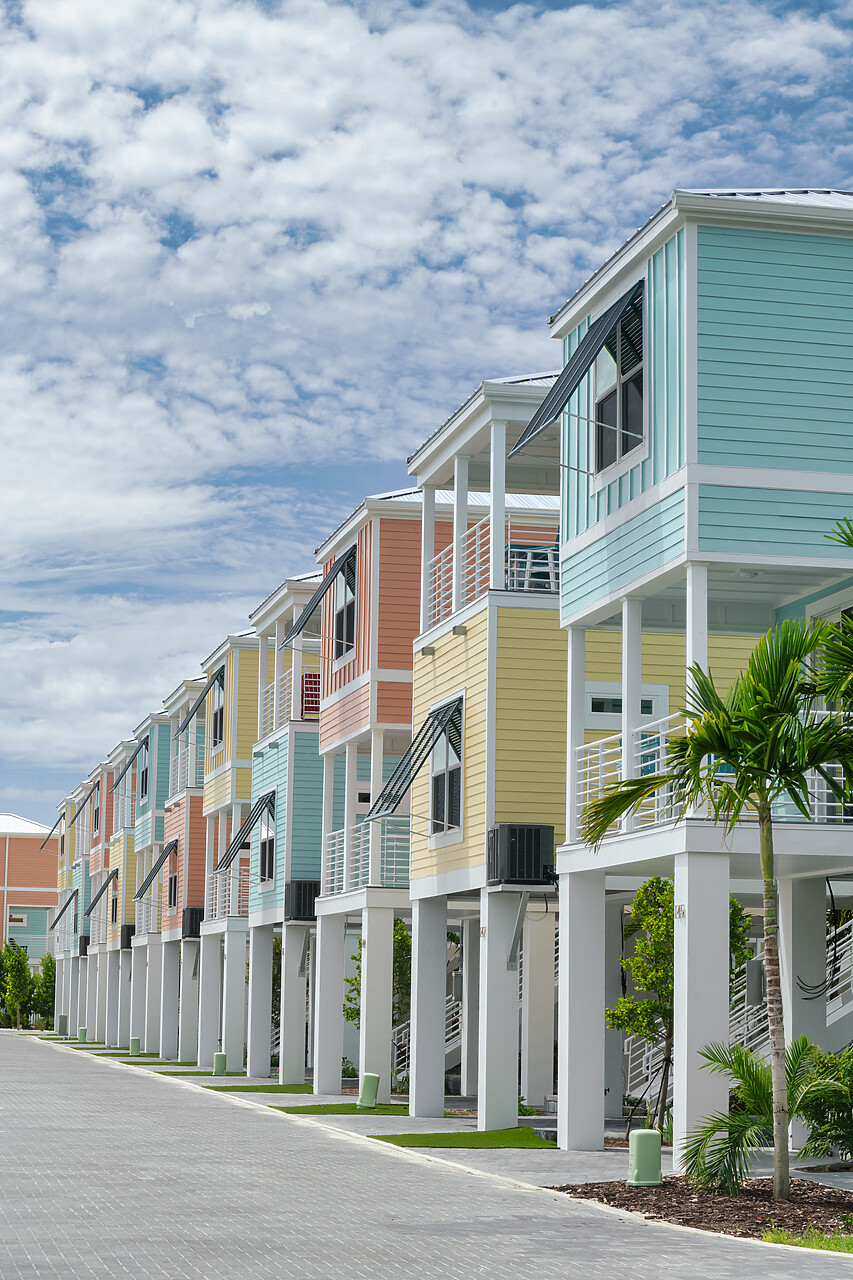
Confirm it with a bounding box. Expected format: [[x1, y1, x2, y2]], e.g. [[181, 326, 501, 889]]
[[249, 738, 288, 914], [698, 225, 853, 473], [134, 812, 153, 849], [291, 730, 323, 880], [697, 486, 853, 558], [236, 648, 260, 762], [376, 681, 412, 726], [6, 836, 57, 891], [562, 490, 685, 617], [318, 683, 371, 753], [154, 724, 171, 811], [377, 517, 421, 671], [162, 800, 187, 929], [185, 795, 206, 908], [203, 769, 232, 815]]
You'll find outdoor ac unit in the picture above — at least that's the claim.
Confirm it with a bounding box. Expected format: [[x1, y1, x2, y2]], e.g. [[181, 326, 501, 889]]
[[120, 924, 135, 950], [285, 880, 321, 921], [78, 934, 89, 957], [181, 907, 204, 939], [487, 824, 555, 886]]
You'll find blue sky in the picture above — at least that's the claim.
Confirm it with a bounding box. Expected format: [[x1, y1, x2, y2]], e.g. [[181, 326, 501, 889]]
[[2, 0, 853, 823]]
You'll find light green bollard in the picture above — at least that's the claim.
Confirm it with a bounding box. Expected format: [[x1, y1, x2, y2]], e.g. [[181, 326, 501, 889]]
[[129, 1036, 140, 1056], [78, 1026, 87, 1043], [627, 1128, 662, 1186], [357, 1072, 380, 1109], [213, 1052, 227, 1076], [57, 1014, 67, 1037]]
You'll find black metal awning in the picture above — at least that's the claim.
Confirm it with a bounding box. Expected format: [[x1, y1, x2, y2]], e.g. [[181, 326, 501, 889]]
[[49, 890, 78, 930], [214, 792, 275, 874], [508, 280, 644, 458], [84, 869, 119, 917], [39, 813, 63, 852], [68, 779, 99, 829], [177, 666, 224, 737], [279, 546, 356, 648], [109, 736, 149, 793], [366, 698, 462, 820], [133, 839, 179, 901]]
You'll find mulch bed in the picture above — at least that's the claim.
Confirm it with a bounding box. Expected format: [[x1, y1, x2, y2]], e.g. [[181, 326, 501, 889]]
[[553, 1176, 853, 1240]]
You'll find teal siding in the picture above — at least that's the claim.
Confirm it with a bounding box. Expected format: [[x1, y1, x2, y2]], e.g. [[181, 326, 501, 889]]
[[71, 860, 91, 940], [291, 730, 323, 880], [249, 736, 288, 914], [134, 811, 152, 850], [697, 486, 853, 558], [561, 490, 685, 617], [7, 906, 51, 962], [776, 575, 853, 624], [562, 228, 685, 543], [697, 225, 853, 473], [154, 723, 171, 809]]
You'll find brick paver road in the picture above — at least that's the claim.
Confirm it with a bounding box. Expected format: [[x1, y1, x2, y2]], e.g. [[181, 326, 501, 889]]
[[0, 1034, 839, 1278]]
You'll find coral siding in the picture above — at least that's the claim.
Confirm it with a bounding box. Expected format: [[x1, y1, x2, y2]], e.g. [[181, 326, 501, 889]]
[[321, 522, 372, 700], [5, 836, 58, 892], [185, 794, 206, 907], [318, 684, 371, 753], [376, 681, 413, 726], [377, 518, 422, 670]]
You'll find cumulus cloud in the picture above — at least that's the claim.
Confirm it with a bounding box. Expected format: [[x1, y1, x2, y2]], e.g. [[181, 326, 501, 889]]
[[1, 0, 852, 817]]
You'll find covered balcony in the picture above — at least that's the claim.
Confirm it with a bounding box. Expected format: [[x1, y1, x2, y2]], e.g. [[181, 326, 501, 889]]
[[260, 666, 321, 738], [134, 895, 162, 937], [323, 817, 410, 894], [206, 864, 250, 919], [169, 734, 205, 799]]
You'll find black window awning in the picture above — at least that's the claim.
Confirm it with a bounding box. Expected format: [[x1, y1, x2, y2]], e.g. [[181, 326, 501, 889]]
[[84, 869, 119, 917], [279, 546, 356, 649], [508, 280, 644, 458], [50, 890, 78, 930], [214, 791, 275, 874], [366, 698, 463, 820], [39, 813, 62, 852], [133, 839, 179, 901], [68, 779, 99, 829], [177, 665, 224, 736], [109, 736, 149, 794]]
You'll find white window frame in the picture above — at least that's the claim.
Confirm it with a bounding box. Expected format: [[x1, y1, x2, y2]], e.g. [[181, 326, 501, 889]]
[[589, 283, 649, 495], [584, 681, 669, 733], [110, 879, 119, 925], [332, 547, 357, 671], [92, 781, 100, 835], [258, 804, 275, 889], [210, 670, 226, 754], [427, 694, 464, 851]]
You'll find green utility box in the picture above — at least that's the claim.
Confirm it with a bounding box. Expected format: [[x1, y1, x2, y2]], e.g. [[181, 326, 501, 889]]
[[627, 1128, 662, 1186], [57, 1014, 67, 1037], [78, 1026, 87, 1043], [357, 1072, 380, 1109], [212, 1052, 227, 1076], [129, 1036, 140, 1056]]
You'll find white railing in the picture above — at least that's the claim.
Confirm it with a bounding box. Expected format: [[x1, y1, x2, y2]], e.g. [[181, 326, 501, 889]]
[[826, 916, 853, 1019], [135, 896, 162, 936], [112, 792, 135, 833], [52, 926, 73, 956], [262, 670, 322, 737], [392, 994, 462, 1079], [169, 736, 205, 798], [426, 513, 560, 628], [324, 829, 345, 895], [262, 679, 276, 736], [88, 909, 107, 947], [205, 865, 250, 920], [74, 812, 90, 862], [326, 818, 411, 893]]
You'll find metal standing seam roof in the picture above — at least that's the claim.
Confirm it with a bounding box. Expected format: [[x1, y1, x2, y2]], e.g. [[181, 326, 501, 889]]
[[0, 813, 52, 835], [249, 569, 325, 620], [406, 371, 560, 466]]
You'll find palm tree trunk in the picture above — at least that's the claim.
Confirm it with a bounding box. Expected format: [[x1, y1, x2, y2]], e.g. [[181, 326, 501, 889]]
[[759, 807, 789, 1200]]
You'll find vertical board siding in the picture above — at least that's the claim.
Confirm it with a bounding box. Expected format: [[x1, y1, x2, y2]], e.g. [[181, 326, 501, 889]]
[[377, 517, 422, 670], [236, 647, 260, 761], [697, 225, 853, 472], [561, 490, 685, 617], [697, 486, 853, 558]]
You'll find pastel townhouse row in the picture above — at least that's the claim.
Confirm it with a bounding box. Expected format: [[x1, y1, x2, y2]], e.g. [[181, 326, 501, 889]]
[[0, 814, 57, 974], [503, 188, 853, 1167], [50, 790, 89, 1035]]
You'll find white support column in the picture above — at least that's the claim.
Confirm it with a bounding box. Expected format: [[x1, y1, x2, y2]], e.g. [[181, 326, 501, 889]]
[[779, 877, 828, 1049], [359, 906, 394, 1103], [228, 803, 244, 917], [86, 955, 97, 1036], [478, 889, 521, 1130], [520, 907, 557, 1110], [343, 741, 358, 890], [105, 950, 120, 1047], [566, 626, 586, 844], [489, 421, 506, 591], [69, 955, 79, 1035], [159, 939, 180, 1061], [369, 729, 384, 885], [410, 895, 447, 1117], [197, 931, 221, 1068], [280, 922, 308, 1085], [222, 926, 248, 1072], [129, 945, 146, 1044], [306, 932, 316, 1070], [117, 949, 132, 1047], [558, 869, 605, 1150], [605, 898, 625, 1115], [313, 912, 347, 1094], [273, 620, 286, 729], [95, 951, 108, 1043], [461, 917, 480, 1097], [420, 482, 436, 632], [672, 851, 730, 1172], [257, 632, 267, 740], [685, 562, 708, 680], [320, 753, 335, 894], [292, 608, 304, 720], [54, 957, 64, 1028], [247, 924, 274, 1079], [621, 596, 642, 783], [451, 453, 469, 613], [178, 939, 200, 1062], [144, 938, 162, 1054]]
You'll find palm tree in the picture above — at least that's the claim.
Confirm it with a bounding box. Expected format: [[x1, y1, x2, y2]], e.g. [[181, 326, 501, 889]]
[[582, 620, 853, 1200]]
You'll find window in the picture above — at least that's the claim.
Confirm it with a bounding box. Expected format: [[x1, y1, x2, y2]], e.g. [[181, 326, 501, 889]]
[[590, 696, 655, 717], [110, 879, 119, 925], [594, 293, 643, 474], [60, 817, 65, 860], [138, 739, 149, 801], [430, 702, 462, 836], [92, 782, 100, 835], [73, 901, 79, 935], [211, 669, 225, 750], [167, 851, 178, 911], [333, 551, 357, 661], [259, 807, 275, 883]]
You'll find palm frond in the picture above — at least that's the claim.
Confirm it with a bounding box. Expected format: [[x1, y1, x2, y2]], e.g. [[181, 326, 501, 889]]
[[683, 1106, 772, 1194], [827, 516, 853, 549], [580, 773, 672, 848]]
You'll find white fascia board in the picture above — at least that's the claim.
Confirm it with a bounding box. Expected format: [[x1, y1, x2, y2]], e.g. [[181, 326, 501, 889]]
[[249, 573, 324, 632], [132, 712, 169, 740], [107, 739, 138, 769], [162, 678, 205, 718], [201, 631, 258, 673], [408, 383, 553, 486], [672, 192, 853, 235], [316, 494, 425, 562]]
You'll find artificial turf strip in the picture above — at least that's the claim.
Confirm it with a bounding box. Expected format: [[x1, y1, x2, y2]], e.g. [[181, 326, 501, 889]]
[[153, 1070, 246, 1077], [273, 1103, 410, 1115], [202, 1083, 313, 1093], [762, 1227, 853, 1253], [375, 1127, 557, 1149]]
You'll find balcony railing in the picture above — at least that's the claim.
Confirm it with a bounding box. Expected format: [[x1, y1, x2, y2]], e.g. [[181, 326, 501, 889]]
[[169, 736, 205, 799], [112, 793, 135, 834], [52, 925, 73, 956], [205, 864, 250, 920], [426, 513, 560, 629], [88, 909, 107, 947], [135, 896, 162, 937], [74, 814, 90, 861], [261, 670, 322, 737], [324, 818, 411, 894]]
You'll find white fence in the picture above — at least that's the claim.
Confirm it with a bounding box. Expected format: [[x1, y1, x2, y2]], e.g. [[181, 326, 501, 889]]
[[324, 819, 411, 893], [205, 865, 250, 919], [169, 736, 205, 798]]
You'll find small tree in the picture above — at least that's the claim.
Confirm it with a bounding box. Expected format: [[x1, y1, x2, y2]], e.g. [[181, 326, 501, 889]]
[[3, 943, 34, 1029], [32, 953, 56, 1028], [344, 919, 414, 1027], [608, 877, 752, 1133]]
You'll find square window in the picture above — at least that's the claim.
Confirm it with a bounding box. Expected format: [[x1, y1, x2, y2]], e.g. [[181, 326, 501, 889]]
[[594, 294, 644, 475]]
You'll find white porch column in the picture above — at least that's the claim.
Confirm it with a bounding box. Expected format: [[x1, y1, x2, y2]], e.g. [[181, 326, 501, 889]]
[[129, 945, 146, 1044], [291, 608, 304, 720], [69, 955, 80, 1035], [222, 926, 248, 1072], [451, 453, 469, 613], [95, 951, 108, 1042], [178, 939, 200, 1062], [117, 949, 132, 1047], [228, 803, 245, 917], [779, 877, 827, 1048], [621, 596, 642, 783], [54, 957, 63, 1027], [86, 955, 97, 1036], [313, 912, 347, 1094], [257, 632, 268, 740], [343, 741, 358, 890], [159, 939, 180, 1060], [247, 923, 274, 1079], [605, 898, 625, 1114], [489, 421, 506, 591], [306, 932, 316, 1070], [273, 620, 286, 729], [144, 938, 162, 1054], [478, 889, 521, 1130], [359, 905, 394, 1103], [672, 851, 730, 1172], [685, 562, 708, 679], [197, 931, 221, 1068], [320, 753, 335, 893], [420, 483, 436, 632], [105, 950, 120, 1047], [280, 921, 308, 1085], [566, 626, 586, 843], [369, 729, 384, 885], [461, 917, 480, 1097], [520, 907, 557, 1110], [558, 869, 605, 1150], [410, 895, 447, 1117]]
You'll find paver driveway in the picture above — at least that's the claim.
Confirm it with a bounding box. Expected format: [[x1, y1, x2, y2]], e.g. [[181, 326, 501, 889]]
[[0, 1034, 842, 1278]]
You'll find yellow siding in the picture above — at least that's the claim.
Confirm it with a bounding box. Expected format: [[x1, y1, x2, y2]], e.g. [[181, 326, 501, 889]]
[[203, 768, 232, 815], [494, 606, 567, 843], [235, 767, 252, 801], [236, 647, 260, 760], [105, 834, 136, 936], [410, 607, 489, 882]]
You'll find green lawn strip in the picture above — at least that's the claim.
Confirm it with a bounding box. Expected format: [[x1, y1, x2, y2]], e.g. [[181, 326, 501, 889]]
[[202, 1083, 312, 1093], [67, 1043, 108, 1049], [375, 1127, 557, 1149], [154, 1069, 246, 1077], [273, 1102, 410, 1116], [761, 1226, 853, 1253]]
